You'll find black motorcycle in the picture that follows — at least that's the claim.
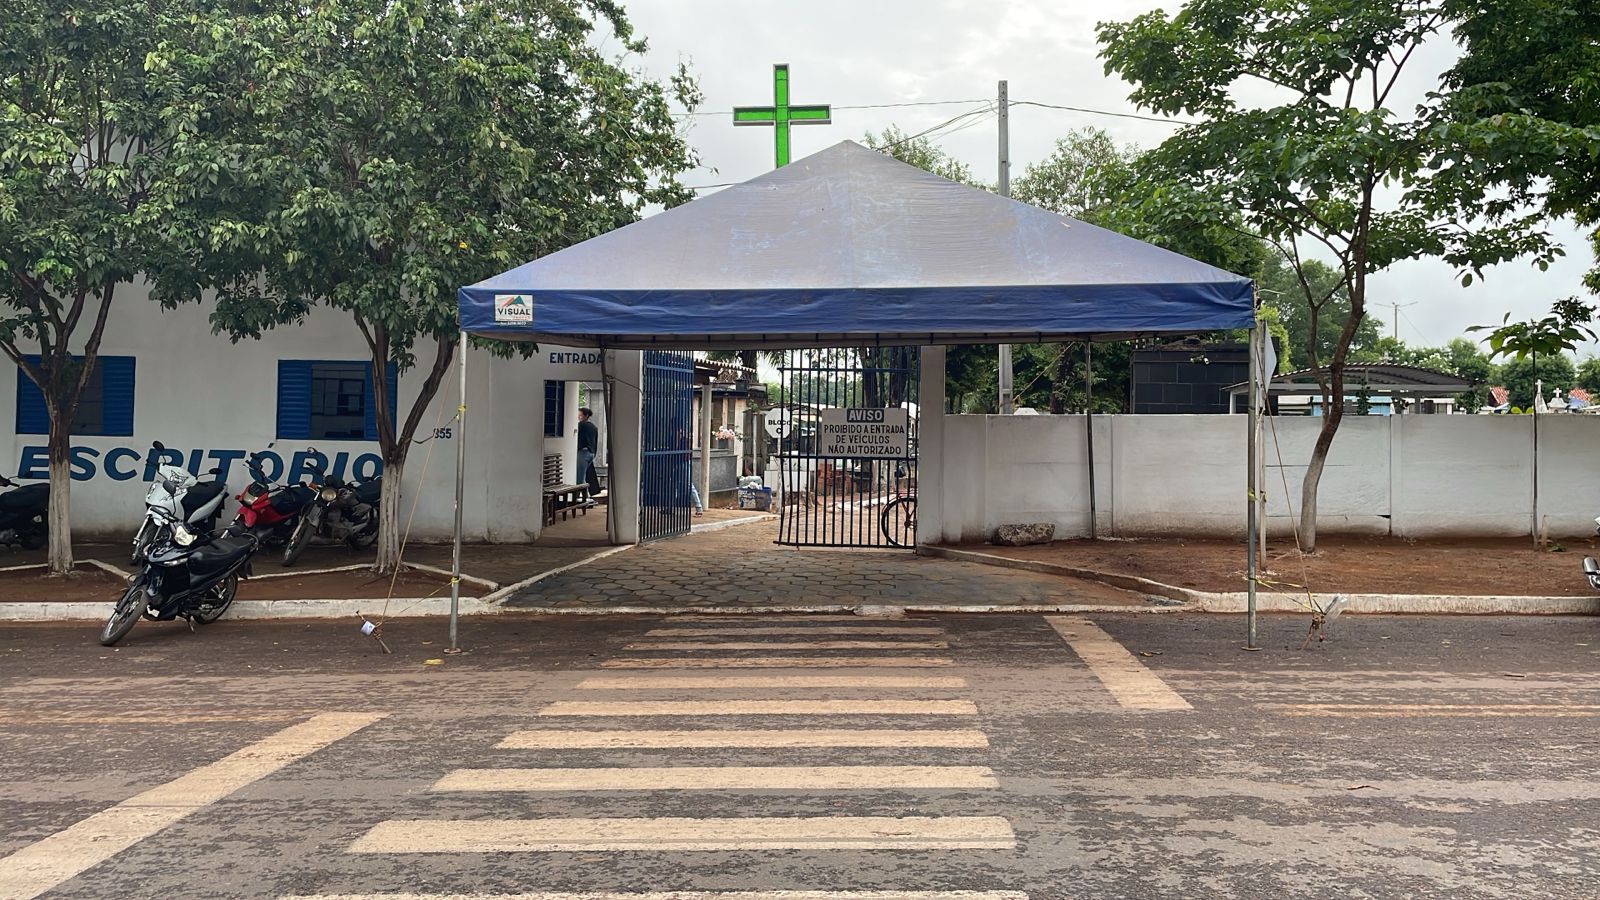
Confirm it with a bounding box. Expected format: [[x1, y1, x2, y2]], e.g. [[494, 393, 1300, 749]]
[[0, 475, 48, 550], [281, 465, 381, 567], [100, 523, 258, 646]]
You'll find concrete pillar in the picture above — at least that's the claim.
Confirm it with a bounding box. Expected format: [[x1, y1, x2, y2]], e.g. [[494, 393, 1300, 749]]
[[917, 345, 946, 547], [606, 349, 643, 545]]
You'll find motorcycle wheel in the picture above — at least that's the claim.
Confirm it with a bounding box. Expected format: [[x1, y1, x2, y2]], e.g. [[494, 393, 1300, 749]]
[[347, 521, 378, 550], [99, 580, 147, 646], [19, 525, 45, 551], [192, 574, 237, 625], [282, 517, 314, 566]]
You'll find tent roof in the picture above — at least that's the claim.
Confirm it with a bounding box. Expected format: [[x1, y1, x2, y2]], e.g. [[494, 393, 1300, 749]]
[[459, 140, 1254, 349]]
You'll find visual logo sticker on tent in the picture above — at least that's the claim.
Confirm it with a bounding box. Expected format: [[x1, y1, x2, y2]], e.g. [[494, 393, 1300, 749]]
[[493, 294, 533, 324]]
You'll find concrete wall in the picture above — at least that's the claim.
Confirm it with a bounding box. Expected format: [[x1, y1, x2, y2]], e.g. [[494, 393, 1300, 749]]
[[930, 412, 1597, 542], [0, 284, 585, 542]]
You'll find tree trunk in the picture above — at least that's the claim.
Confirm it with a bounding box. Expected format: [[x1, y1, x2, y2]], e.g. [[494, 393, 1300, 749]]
[[46, 427, 73, 574], [374, 456, 405, 573]]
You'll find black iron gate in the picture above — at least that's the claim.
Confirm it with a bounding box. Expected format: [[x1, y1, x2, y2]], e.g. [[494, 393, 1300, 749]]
[[640, 349, 695, 542], [775, 347, 919, 549]]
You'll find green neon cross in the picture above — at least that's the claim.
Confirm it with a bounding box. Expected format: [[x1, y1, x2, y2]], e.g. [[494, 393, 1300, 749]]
[[733, 64, 831, 168]]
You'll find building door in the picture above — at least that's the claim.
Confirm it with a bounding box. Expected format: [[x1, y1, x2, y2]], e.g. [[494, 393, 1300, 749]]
[[775, 347, 919, 549], [639, 350, 695, 542]]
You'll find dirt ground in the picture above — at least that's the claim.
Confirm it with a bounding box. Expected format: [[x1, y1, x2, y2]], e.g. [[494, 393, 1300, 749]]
[[0, 566, 127, 602], [971, 534, 1600, 597], [237, 568, 457, 601]]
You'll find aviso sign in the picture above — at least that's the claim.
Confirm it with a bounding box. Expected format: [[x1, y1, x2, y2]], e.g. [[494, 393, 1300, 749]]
[[819, 408, 909, 458]]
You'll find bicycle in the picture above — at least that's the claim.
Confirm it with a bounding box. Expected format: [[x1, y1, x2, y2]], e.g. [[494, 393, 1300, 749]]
[[880, 491, 917, 548]]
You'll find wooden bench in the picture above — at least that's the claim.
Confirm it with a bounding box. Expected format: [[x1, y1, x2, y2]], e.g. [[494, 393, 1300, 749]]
[[543, 454, 589, 526]]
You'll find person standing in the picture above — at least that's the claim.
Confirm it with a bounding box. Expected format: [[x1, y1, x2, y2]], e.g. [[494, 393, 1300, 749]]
[[576, 407, 602, 499]]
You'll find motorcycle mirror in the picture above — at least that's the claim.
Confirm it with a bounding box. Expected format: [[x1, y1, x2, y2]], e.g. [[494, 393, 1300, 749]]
[[152, 440, 165, 452], [207, 467, 221, 475], [0, 476, 13, 487]]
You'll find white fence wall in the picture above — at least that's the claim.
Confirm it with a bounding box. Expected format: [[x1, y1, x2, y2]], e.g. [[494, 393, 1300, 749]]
[[931, 413, 1597, 542]]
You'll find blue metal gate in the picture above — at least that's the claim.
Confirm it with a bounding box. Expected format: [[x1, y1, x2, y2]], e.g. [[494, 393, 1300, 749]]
[[640, 350, 695, 542]]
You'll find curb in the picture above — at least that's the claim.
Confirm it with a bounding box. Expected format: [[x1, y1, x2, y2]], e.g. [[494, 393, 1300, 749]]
[[691, 514, 777, 535], [0, 595, 496, 622], [920, 544, 1600, 615]]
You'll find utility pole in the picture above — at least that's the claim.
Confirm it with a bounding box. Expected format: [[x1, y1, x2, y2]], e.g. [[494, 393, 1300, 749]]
[[1378, 301, 1416, 340], [997, 79, 1013, 414]]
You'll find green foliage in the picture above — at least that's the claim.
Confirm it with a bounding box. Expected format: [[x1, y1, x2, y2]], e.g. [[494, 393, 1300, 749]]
[[0, 0, 232, 570], [166, 0, 698, 446], [863, 126, 982, 187], [1499, 352, 1578, 409], [1470, 297, 1598, 362], [1577, 355, 1600, 395], [1258, 253, 1379, 370], [1441, 0, 1600, 291], [1013, 127, 1135, 220]]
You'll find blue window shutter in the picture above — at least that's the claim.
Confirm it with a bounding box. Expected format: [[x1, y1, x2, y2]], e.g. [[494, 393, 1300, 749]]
[[99, 356, 135, 436], [544, 380, 567, 437], [277, 361, 312, 439], [14, 359, 48, 435]]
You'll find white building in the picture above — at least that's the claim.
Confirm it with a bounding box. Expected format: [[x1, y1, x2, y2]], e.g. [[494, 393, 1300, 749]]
[[2, 284, 600, 541]]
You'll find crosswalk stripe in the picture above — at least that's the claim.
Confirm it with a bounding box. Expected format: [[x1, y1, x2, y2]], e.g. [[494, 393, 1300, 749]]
[[600, 657, 956, 669], [576, 675, 968, 690], [348, 816, 1018, 852], [0, 712, 386, 900], [537, 700, 979, 717], [289, 883, 1030, 890], [623, 641, 949, 651], [496, 729, 991, 749], [431, 765, 998, 792], [1044, 616, 1191, 711], [644, 627, 946, 637]]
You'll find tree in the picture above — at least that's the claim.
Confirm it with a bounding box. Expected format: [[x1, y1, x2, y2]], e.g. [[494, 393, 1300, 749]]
[[863, 126, 982, 187], [1013, 127, 1135, 220], [1441, 0, 1600, 294], [1578, 356, 1600, 396], [1100, 0, 1562, 551], [0, 0, 226, 573], [1500, 354, 1577, 410], [1258, 254, 1380, 371], [181, 0, 698, 571]]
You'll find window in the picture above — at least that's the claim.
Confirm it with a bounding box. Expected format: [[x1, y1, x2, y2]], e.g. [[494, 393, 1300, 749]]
[[14, 355, 136, 436], [544, 380, 566, 437], [277, 360, 397, 441]]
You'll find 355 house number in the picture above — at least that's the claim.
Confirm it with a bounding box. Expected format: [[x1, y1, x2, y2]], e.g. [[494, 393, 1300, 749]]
[[433, 427, 454, 440]]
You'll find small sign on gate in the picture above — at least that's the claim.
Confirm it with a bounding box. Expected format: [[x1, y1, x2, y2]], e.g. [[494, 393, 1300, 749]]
[[818, 407, 909, 458]]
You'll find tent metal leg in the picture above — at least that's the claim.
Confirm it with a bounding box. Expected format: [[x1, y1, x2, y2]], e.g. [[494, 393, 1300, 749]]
[[1246, 322, 1260, 650], [1084, 342, 1097, 540], [449, 329, 467, 653]]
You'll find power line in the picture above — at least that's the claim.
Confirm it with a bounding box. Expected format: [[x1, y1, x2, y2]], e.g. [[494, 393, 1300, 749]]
[[1007, 99, 1197, 127], [674, 98, 989, 118], [675, 97, 1196, 127]]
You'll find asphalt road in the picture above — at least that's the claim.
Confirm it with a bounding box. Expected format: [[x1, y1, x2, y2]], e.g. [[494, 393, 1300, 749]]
[[3, 611, 1599, 900]]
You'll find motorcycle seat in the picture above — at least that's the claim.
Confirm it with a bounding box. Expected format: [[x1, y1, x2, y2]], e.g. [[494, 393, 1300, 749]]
[[187, 534, 257, 578], [0, 483, 48, 513], [354, 478, 382, 505], [181, 481, 227, 517]]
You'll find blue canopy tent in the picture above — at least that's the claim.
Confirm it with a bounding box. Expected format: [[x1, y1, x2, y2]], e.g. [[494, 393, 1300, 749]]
[[459, 141, 1252, 348], [447, 140, 1266, 647]]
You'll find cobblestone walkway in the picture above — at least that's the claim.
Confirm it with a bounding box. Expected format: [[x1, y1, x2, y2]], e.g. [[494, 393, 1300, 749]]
[[506, 519, 1152, 610]]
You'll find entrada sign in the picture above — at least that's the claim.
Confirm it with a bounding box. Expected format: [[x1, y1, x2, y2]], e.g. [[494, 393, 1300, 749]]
[[13, 445, 384, 485], [818, 408, 909, 458]]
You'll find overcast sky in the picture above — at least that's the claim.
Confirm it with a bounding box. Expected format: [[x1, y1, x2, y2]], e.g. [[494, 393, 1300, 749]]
[[615, 0, 1598, 355]]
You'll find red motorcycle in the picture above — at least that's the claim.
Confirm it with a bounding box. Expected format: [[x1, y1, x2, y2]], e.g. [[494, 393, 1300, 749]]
[[233, 445, 315, 547]]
